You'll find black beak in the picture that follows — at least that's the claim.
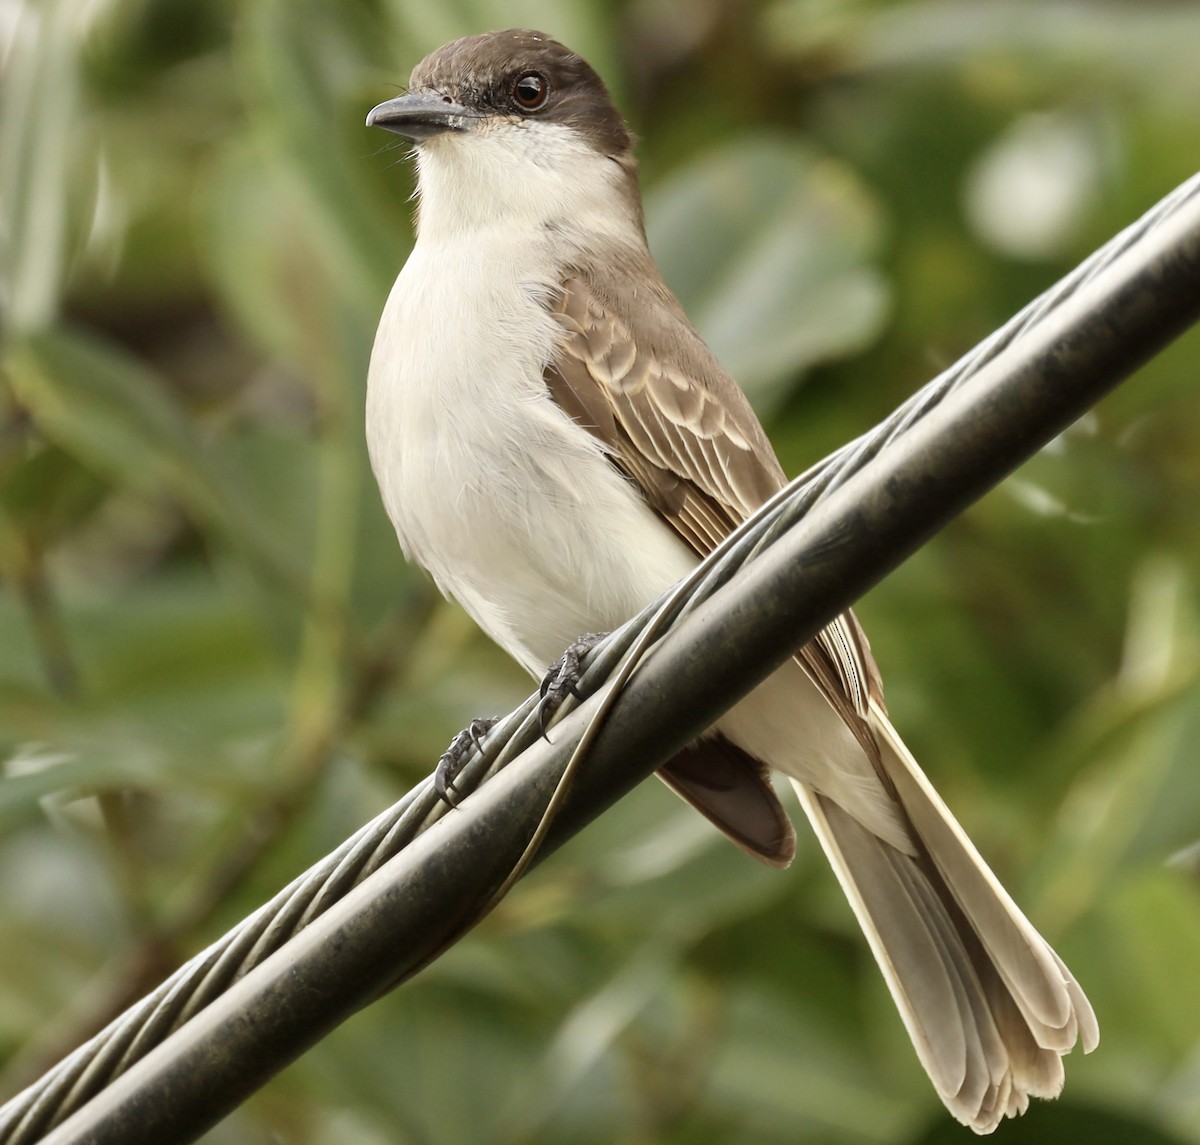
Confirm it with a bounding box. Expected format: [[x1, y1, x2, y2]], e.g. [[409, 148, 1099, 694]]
[[365, 91, 475, 142]]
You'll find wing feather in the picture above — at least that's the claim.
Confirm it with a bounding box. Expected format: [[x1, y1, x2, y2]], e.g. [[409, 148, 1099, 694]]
[[545, 274, 882, 760]]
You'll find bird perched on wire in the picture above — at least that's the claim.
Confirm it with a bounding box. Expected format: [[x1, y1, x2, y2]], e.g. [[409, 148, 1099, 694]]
[[364, 29, 1097, 1132]]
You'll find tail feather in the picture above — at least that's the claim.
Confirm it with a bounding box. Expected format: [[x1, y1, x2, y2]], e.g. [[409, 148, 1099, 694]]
[[788, 704, 1097, 1134], [868, 703, 1098, 1057]]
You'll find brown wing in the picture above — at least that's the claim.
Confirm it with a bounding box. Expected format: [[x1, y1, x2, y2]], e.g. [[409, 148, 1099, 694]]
[[548, 274, 779, 553], [544, 272, 886, 865]]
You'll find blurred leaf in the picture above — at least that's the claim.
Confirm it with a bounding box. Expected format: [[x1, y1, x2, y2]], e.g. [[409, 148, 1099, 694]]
[[647, 135, 889, 411], [964, 109, 1113, 261], [0, 752, 155, 834], [0, 445, 107, 544], [1106, 871, 1200, 1061], [235, 0, 406, 308], [6, 328, 305, 594], [0, 0, 84, 331], [0, 568, 286, 832], [707, 985, 908, 1142], [767, 0, 1200, 105], [493, 938, 683, 1143]]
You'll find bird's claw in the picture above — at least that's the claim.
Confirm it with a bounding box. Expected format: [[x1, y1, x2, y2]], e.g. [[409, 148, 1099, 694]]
[[435, 716, 499, 806], [537, 633, 606, 739]]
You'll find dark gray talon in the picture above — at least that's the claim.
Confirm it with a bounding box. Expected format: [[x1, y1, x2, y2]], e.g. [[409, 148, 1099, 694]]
[[537, 633, 606, 738], [435, 716, 499, 806]]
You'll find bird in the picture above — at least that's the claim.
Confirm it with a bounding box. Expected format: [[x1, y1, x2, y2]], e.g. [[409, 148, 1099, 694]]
[[363, 29, 1098, 1132]]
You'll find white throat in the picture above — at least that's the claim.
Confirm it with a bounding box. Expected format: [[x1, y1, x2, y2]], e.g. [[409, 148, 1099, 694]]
[[412, 119, 639, 247]]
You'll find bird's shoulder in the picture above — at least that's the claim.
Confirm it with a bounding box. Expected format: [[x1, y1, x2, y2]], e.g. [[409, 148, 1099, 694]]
[[544, 255, 785, 541]]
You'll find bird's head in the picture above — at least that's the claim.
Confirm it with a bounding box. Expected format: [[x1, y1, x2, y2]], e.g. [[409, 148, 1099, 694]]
[[367, 30, 642, 239]]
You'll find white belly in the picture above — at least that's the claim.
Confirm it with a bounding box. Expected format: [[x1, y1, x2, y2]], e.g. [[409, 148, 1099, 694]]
[[366, 237, 696, 675]]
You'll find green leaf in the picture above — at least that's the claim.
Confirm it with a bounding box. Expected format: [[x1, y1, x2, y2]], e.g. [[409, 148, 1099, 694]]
[[0, 0, 84, 331], [7, 328, 305, 595], [646, 135, 890, 412]]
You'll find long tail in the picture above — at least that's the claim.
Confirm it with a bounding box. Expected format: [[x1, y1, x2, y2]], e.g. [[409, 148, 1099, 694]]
[[790, 702, 1098, 1134]]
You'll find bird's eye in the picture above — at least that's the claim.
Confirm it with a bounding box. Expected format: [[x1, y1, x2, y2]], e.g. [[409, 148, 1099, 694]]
[[512, 72, 548, 110]]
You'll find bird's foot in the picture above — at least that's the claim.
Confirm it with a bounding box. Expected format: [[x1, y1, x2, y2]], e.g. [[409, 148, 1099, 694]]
[[435, 716, 499, 806], [538, 632, 607, 738]]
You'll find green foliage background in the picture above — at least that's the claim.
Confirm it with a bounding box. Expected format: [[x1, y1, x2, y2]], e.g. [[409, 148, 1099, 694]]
[[3, 0, 1200, 1142]]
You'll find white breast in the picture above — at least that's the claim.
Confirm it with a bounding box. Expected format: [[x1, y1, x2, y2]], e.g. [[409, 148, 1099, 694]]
[[366, 228, 696, 676]]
